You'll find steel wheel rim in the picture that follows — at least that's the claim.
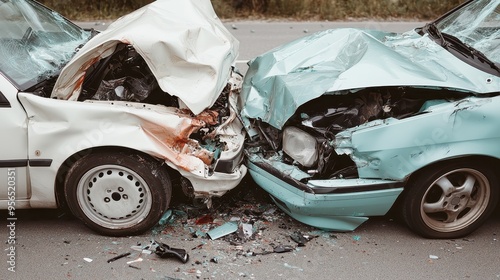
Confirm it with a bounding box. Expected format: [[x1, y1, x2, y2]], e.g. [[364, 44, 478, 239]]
[[76, 165, 152, 229], [420, 168, 490, 233]]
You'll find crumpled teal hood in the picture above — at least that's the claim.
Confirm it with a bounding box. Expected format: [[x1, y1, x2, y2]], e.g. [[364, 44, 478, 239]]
[[240, 28, 500, 129]]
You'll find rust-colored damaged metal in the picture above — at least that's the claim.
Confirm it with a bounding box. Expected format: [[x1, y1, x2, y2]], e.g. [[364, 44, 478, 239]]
[[193, 110, 219, 126], [140, 109, 218, 171]]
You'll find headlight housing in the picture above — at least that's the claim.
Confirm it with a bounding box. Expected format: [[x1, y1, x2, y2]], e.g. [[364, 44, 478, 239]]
[[282, 127, 318, 167]]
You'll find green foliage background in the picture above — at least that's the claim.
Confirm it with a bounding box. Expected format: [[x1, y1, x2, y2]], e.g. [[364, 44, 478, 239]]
[[37, 0, 466, 21]]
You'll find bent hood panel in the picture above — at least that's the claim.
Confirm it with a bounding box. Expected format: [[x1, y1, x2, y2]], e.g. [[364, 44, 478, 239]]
[[241, 28, 500, 129], [52, 0, 239, 115]]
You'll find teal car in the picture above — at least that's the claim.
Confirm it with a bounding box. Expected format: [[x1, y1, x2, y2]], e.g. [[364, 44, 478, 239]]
[[240, 0, 500, 238]]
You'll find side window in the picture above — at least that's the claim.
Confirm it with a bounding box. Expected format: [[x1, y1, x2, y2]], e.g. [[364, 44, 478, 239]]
[[0, 91, 10, 107]]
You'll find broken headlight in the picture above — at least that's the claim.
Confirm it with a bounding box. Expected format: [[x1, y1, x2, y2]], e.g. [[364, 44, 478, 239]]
[[282, 127, 318, 167]]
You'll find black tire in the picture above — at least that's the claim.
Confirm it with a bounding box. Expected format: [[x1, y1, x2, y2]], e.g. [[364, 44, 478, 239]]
[[64, 152, 171, 236], [402, 161, 498, 239]]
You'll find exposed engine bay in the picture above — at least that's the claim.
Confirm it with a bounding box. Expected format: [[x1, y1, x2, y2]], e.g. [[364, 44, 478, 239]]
[[247, 87, 471, 180]]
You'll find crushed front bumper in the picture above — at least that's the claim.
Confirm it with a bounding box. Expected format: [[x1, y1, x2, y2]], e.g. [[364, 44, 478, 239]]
[[246, 159, 404, 231]]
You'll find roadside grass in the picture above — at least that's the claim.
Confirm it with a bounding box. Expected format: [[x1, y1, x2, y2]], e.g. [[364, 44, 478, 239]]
[[38, 0, 466, 21]]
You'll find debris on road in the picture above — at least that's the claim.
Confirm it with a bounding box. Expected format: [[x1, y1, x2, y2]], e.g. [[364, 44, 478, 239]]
[[284, 263, 304, 271], [107, 252, 131, 263], [158, 210, 174, 226], [239, 223, 254, 239], [290, 231, 317, 246], [273, 245, 295, 253], [128, 265, 141, 270], [154, 241, 189, 263], [126, 257, 143, 265], [429, 255, 439, 260], [207, 222, 238, 240], [100, 180, 349, 277]]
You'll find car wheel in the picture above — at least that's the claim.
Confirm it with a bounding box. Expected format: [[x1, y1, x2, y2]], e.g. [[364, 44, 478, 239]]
[[64, 152, 171, 236], [402, 161, 498, 239]]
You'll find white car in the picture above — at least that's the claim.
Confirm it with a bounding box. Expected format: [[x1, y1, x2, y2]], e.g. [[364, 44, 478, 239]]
[[0, 0, 246, 236]]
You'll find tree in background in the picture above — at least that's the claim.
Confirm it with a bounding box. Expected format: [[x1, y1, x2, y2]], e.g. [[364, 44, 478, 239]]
[[37, 0, 465, 21], [38, 0, 152, 20]]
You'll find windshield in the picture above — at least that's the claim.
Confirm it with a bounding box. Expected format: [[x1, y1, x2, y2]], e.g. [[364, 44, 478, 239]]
[[435, 0, 499, 64], [0, 0, 91, 89]]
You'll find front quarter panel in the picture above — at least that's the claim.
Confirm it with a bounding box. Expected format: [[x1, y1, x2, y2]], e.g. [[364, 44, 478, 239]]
[[18, 93, 245, 207], [337, 96, 500, 180]]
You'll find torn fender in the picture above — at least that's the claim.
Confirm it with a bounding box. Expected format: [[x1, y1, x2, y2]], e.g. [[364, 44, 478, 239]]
[[19, 93, 246, 206], [335, 96, 500, 180]]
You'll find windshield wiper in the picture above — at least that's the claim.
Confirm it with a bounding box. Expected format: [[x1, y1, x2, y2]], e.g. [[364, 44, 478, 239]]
[[423, 22, 500, 74], [423, 23, 445, 46], [442, 32, 500, 73]]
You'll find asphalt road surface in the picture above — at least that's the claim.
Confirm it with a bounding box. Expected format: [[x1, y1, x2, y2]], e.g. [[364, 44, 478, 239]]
[[2, 20, 499, 280]]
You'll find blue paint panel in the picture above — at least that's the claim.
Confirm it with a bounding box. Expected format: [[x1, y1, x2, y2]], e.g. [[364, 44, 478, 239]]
[[247, 160, 403, 231]]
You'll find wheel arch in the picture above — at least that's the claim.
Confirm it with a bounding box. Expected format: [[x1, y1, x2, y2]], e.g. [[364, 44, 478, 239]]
[[393, 154, 500, 238], [54, 145, 177, 209], [390, 154, 500, 216], [405, 155, 500, 188]]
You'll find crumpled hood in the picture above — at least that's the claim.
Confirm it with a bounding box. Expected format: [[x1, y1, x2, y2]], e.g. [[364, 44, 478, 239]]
[[240, 28, 500, 129], [52, 0, 238, 115]]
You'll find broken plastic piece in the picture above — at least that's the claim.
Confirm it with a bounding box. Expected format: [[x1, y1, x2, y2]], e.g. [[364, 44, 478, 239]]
[[154, 242, 189, 264], [240, 223, 253, 238], [191, 229, 207, 238], [107, 252, 131, 263], [284, 263, 304, 271], [126, 257, 143, 265], [207, 222, 238, 240], [130, 245, 152, 254], [159, 209, 173, 226], [128, 265, 141, 270], [252, 250, 273, 256], [273, 245, 295, 253], [83, 257, 93, 263], [290, 231, 316, 246]]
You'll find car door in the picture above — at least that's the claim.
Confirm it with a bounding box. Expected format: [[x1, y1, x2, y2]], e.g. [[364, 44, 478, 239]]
[[0, 75, 29, 203]]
